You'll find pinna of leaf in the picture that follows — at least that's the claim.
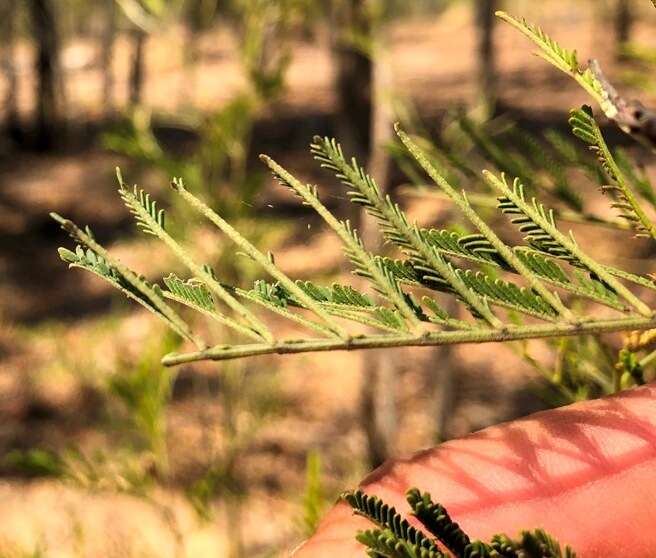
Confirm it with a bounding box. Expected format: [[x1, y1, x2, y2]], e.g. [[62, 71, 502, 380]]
[[341, 487, 575, 558], [52, 115, 656, 367], [52, 9, 656, 367]]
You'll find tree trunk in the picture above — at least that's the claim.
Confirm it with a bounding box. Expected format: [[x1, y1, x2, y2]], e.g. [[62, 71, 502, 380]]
[[0, 0, 22, 145], [615, 0, 633, 59], [358, 41, 398, 469], [332, 0, 373, 159], [28, 0, 61, 150], [180, 0, 205, 106], [429, 353, 456, 443], [99, 0, 116, 115], [475, 0, 498, 117], [129, 28, 147, 106]]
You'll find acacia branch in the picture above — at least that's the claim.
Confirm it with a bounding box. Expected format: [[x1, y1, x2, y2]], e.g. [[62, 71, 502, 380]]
[[162, 315, 656, 365]]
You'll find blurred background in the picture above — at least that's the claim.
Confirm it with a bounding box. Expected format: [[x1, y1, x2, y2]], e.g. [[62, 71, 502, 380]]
[[1, 0, 655, 556]]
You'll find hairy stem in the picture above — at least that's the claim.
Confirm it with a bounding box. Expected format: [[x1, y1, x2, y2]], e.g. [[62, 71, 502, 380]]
[[162, 315, 656, 365]]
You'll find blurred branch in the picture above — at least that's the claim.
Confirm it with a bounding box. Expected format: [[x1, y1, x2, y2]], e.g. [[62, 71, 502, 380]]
[[589, 59, 656, 150], [115, 0, 159, 32]]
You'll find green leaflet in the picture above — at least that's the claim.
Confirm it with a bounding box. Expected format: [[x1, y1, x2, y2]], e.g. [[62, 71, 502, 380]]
[[569, 106, 656, 239], [343, 490, 443, 557], [119, 183, 166, 237], [495, 12, 604, 106], [247, 279, 410, 333], [344, 488, 577, 558], [495, 176, 579, 265], [162, 274, 214, 312], [58, 245, 196, 344], [52, 14, 656, 365], [406, 489, 470, 557]]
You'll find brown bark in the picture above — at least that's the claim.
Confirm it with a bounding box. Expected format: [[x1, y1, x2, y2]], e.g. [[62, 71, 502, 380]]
[[615, 0, 633, 59], [129, 28, 147, 106], [99, 0, 116, 114], [332, 0, 373, 158], [0, 0, 22, 144], [358, 41, 398, 468], [28, 0, 62, 150], [475, 0, 498, 116]]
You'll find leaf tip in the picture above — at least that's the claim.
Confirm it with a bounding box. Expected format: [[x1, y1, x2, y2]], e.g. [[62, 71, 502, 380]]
[[115, 166, 125, 188], [49, 211, 65, 224]]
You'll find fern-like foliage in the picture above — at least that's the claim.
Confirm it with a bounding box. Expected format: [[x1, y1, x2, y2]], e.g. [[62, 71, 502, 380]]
[[342, 490, 444, 557], [343, 488, 576, 558], [495, 12, 604, 109], [52, 123, 656, 366], [52, 12, 656, 368], [162, 274, 214, 312], [118, 176, 167, 237], [406, 489, 470, 557], [496, 9, 656, 151], [568, 105, 656, 238]]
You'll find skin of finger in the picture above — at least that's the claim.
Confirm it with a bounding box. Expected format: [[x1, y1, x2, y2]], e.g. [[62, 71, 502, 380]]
[[293, 383, 656, 557]]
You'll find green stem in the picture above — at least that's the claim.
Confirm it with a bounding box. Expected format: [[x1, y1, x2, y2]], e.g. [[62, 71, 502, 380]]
[[172, 178, 350, 340], [486, 171, 653, 317], [162, 315, 656, 366], [639, 348, 656, 369], [589, 120, 656, 239], [261, 155, 424, 331], [51, 213, 204, 349], [397, 126, 576, 323], [119, 185, 274, 343], [495, 11, 604, 106]]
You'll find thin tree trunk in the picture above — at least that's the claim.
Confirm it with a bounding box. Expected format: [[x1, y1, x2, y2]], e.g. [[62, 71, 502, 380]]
[[331, 0, 396, 468], [332, 0, 373, 159], [475, 0, 498, 117], [430, 353, 456, 443], [615, 0, 633, 59], [180, 0, 204, 106], [28, 0, 61, 150], [360, 352, 397, 467], [100, 0, 116, 115], [129, 28, 147, 106], [0, 0, 22, 144], [359, 43, 398, 469]]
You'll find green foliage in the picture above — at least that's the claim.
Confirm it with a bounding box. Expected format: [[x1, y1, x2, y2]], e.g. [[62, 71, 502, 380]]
[[494, 12, 604, 108], [53, 11, 656, 411], [54, 113, 656, 367], [299, 450, 326, 537], [406, 488, 470, 557], [568, 106, 656, 238], [0, 543, 48, 558], [343, 488, 577, 558], [106, 335, 178, 472], [342, 490, 443, 557], [4, 449, 65, 478], [103, 98, 261, 220], [53, 219, 202, 348]]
